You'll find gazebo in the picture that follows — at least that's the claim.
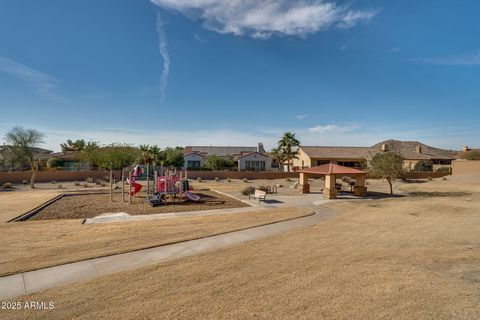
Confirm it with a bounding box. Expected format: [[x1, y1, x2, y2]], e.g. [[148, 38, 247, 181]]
[[298, 163, 368, 199]]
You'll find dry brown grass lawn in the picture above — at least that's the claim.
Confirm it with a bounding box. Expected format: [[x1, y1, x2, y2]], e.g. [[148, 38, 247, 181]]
[[3, 176, 480, 319], [0, 207, 310, 276], [0, 190, 60, 223]]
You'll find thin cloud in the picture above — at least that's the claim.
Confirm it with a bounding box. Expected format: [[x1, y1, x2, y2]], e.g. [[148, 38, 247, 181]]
[[409, 50, 480, 66], [156, 13, 170, 102], [0, 56, 58, 96], [296, 114, 308, 120], [309, 124, 360, 134], [150, 0, 377, 39]]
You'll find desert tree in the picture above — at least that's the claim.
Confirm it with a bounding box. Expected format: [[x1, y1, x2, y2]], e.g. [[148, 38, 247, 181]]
[[278, 132, 300, 172], [5, 126, 44, 188], [463, 150, 480, 160], [60, 139, 86, 152], [369, 151, 405, 195]]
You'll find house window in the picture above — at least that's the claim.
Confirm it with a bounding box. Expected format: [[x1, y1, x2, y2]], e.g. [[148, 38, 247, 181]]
[[338, 161, 360, 168], [245, 161, 266, 171], [187, 160, 201, 168], [432, 159, 452, 165]]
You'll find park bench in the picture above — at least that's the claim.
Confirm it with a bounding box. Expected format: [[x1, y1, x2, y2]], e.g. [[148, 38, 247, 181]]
[[249, 189, 267, 203]]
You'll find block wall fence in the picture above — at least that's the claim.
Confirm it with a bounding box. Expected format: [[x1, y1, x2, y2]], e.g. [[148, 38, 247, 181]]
[[0, 170, 450, 184]]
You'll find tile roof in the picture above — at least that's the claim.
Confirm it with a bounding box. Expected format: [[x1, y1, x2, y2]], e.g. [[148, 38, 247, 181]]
[[301, 140, 458, 161], [185, 146, 257, 157], [371, 140, 458, 160], [300, 146, 375, 159], [299, 163, 366, 175]]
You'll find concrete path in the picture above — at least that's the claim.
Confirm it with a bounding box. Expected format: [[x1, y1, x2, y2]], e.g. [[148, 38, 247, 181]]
[[0, 207, 335, 300]]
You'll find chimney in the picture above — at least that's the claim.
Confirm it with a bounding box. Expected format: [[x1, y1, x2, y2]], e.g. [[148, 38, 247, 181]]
[[257, 142, 265, 154], [381, 144, 389, 152], [463, 145, 471, 152], [416, 145, 422, 154]]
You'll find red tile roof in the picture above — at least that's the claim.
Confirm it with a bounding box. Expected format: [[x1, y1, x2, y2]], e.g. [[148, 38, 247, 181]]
[[299, 163, 366, 175]]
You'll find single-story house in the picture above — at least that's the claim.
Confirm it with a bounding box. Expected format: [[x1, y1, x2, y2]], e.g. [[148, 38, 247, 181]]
[[293, 140, 458, 172], [237, 152, 273, 171], [183, 143, 273, 171]]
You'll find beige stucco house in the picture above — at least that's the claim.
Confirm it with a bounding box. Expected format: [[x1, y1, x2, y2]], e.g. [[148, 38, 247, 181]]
[[183, 143, 273, 171], [293, 140, 458, 172]]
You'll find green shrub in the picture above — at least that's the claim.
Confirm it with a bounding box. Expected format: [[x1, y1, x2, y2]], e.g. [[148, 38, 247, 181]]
[[58, 184, 63, 189], [1, 182, 13, 189], [85, 177, 94, 183], [414, 160, 433, 172], [214, 177, 220, 182], [436, 167, 450, 173], [464, 150, 480, 160], [47, 157, 64, 170], [83, 183, 89, 188], [51, 180, 56, 184], [243, 178, 248, 183], [227, 178, 232, 182], [241, 186, 255, 195], [74, 181, 81, 186]]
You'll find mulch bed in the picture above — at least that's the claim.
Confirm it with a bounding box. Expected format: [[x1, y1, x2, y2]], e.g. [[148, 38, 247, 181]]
[[29, 191, 249, 221]]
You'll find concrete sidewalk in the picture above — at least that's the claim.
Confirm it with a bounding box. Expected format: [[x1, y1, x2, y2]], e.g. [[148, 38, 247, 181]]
[[0, 207, 335, 300]]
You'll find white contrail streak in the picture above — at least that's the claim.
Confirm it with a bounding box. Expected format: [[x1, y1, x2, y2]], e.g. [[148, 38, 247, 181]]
[[156, 12, 170, 103]]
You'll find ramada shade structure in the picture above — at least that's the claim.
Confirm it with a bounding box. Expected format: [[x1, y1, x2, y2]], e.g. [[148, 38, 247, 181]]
[[298, 163, 368, 199]]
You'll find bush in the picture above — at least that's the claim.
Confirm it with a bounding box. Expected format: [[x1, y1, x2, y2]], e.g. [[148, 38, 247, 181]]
[[196, 177, 203, 182], [286, 178, 292, 182], [214, 177, 220, 182], [436, 167, 450, 173], [442, 177, 448, 181], [227, 178, 232, 182], [83, 183, 89, 188], [258, 186, 269, 192], [243, 178, 248, 183], [47, 157, 64, 170], [51, 180, 56, 184], [463, 150, 480, 160], [427, 177, 433, 181], [22, 180, 28, 185], [58, 184, 63, 189], [74, 181, 81, 186], [241, 186, 255, 195], [1, 182, 13, 189], [414, 160, 433, 172], [85, 177, 94, 183]]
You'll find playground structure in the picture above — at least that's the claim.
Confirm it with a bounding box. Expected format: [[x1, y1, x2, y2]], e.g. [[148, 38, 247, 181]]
[[123, 165, 200, 207]]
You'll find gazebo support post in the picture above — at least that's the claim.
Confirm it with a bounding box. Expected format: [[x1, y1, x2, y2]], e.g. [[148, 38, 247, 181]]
[[324, 174, 337, 199], [299, 172, 310, 193], [353, 174, 368, 197]]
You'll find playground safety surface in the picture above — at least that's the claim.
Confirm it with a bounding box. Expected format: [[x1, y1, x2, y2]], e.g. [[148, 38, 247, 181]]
[[28, 190, 249, 221]]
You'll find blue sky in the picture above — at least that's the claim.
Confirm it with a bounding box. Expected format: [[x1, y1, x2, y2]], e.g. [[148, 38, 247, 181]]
[[0, 0, 479, 152]]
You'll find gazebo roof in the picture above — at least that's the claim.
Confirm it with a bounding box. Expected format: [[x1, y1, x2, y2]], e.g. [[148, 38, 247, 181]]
[[298, 163, 366, 175]]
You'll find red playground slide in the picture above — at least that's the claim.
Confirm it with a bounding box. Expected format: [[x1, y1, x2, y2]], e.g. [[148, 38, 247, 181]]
[[129, 182, 142, 196]]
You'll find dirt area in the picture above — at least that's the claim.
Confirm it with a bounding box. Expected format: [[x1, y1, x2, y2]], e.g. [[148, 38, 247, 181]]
[[4, 176, 480, 319], [29, 190, 248, 220], [0, 207, 311, 277]]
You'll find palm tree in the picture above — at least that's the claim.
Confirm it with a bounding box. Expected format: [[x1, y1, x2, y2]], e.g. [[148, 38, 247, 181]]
[[6, 126, 44, 188], [139, 144, 151, 165], [278, 132, 300, 172], [148, 145, 162, 165], [269, 147, 286, 172]]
